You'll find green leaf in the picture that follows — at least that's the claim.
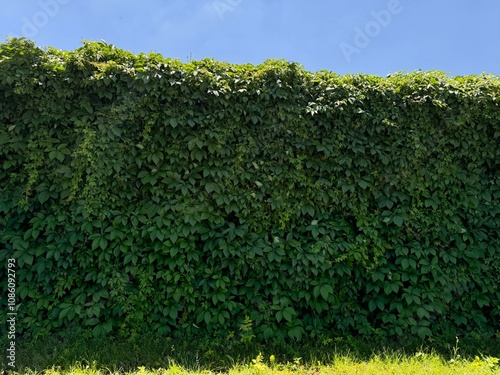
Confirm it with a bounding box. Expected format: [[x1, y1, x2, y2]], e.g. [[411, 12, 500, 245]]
[[384, 284, 393, 295], [204, 311, 211, 325], [59, 306, 73, 320], [91, 305, 101, 317], [282, 307, 295, 322], [156, 230, 164, 241], [102, 321, 113, 333], [262, 325, 274, 340], [38, 190, 50, 204], [393, 215, 404, 227], [288, 325, 305, 340], [417, 326, 432, 339], [368, 299, 377, 312], [218, 313, 225, 325], [302, 205, 315, 216], [276, 311, 283, 323], [417, 307, 429, 319], [424, 199, 435, 208], [342, 184, 355, 193], [69, 233, 79, 246], [23, 253, 34, 266], [391, 283, 400, 294], [205, 182, 218, 193], [86, 318, 100, 326], [409, 258, 417, 269], [99, 237, 108, 250], [380, 199, 394, 209], [358, 179, 370, 189], [477, 297, 489, 307], [98, 289, 109, 299], [92, 324, 104, 338], [313, 285, 321, 299], [320, 284, 333, 300], [376, 298, 385, 311]]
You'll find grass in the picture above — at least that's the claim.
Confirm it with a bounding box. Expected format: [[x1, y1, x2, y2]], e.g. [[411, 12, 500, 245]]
[[6, 353, 500, 375], [2, 328, 500, 374]]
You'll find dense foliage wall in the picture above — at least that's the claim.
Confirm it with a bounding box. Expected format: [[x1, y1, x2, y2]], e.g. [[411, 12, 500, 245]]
[[1, 38, 499, 340]]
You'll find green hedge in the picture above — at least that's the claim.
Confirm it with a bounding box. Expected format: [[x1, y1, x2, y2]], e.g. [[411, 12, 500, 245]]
[[1, 38, 499, 341]]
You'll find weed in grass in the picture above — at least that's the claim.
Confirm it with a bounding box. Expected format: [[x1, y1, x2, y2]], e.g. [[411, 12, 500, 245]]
[[239, 316, 256, 345], [449, 335, 461, 364]]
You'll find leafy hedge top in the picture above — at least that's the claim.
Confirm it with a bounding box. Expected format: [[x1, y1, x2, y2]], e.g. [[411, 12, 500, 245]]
[[0, 38, 499, 341]]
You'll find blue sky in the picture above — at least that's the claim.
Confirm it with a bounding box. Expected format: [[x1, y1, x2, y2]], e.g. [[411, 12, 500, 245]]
[[1, 0, 499, 76]]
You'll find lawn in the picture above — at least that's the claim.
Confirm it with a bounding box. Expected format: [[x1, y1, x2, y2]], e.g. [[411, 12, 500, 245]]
[[12, 353, 500, 375], [3, 330, 500, 374]]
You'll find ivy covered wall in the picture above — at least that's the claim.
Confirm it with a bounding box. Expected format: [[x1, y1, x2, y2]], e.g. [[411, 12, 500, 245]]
[[1, 39, 499, 340]]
